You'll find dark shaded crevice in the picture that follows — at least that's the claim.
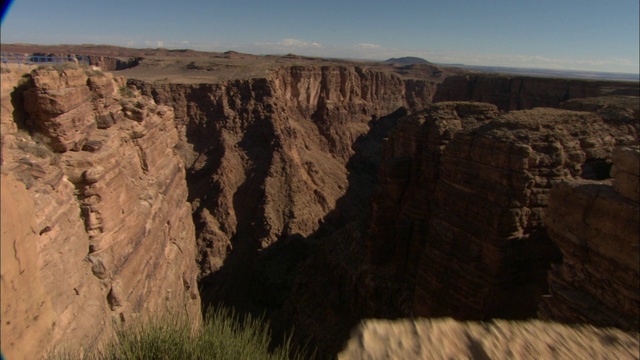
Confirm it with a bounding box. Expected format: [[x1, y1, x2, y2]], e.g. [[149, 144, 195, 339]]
[[581, 160, 613, 180], [197, 110, 278, 318], [9, 76, 33, 133]]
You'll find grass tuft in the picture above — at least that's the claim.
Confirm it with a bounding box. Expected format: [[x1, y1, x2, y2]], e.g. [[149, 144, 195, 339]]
[[47, 307, 309, 360]]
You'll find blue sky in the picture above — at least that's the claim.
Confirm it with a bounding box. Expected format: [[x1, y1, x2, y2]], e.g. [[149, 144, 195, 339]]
[[1, 0, 638, 73]]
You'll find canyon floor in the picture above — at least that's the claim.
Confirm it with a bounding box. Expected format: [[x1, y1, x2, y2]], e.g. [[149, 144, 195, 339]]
[[1, 44, 639, 359]]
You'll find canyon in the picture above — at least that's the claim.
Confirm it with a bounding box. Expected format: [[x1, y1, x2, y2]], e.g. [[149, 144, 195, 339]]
[[1, 45, 638, 359]]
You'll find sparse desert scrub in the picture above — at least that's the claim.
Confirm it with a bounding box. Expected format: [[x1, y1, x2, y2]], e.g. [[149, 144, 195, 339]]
[[47, 307, 310, 360]]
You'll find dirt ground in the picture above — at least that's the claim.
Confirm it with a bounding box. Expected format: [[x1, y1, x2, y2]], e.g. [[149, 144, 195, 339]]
[[1, 43, 465, 84]]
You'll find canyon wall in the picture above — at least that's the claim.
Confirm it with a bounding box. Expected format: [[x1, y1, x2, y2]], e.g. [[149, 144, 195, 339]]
[[281, 99, 638, 356], [0, 66, 200, 359], [129, 65, 437, 301], [540, 145, 639, 331], [367, 100, 637, 318], [433, 73, 640, 110], [129, 66, 635, 356]]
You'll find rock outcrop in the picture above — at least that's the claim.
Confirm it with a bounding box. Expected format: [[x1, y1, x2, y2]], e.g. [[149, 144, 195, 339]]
[[0, 65, 200, 359], [540, 145, 640, 331], [339, 318, 640, 359], [366, 103, 637, 321]]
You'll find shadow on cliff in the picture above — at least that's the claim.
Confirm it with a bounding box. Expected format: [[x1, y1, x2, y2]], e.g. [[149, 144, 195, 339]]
[[192, 105, 408, 358], [9, 75, 33, 131], [196, 109, 277, 315]]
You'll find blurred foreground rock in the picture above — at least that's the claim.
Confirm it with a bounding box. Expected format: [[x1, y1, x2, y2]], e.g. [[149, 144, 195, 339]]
[[339, 318, 640, 360]]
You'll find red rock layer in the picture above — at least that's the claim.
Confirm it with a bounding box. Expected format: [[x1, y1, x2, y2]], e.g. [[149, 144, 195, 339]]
[[130, 65, 437, 278], [368, 103, 637, 320], [433, 74, 640, 111], [1, 66, 200, 359]]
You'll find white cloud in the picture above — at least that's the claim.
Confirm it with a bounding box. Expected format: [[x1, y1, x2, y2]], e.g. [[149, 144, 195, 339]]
[[278, 38, 322, 48], [356, 43, 382, 49]]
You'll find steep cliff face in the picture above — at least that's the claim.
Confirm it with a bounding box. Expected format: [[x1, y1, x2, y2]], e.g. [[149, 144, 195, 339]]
[[367, 103, 637, 321], [129, 65, 436, 293], [0, 66, 200, 359], [540, 146, 639, 331], [433, 74, 640, 110]]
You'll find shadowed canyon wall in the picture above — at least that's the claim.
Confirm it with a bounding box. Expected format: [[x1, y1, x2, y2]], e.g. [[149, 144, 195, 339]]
[[1, 67, 199, 359], [540, 145, 639, 331], [369, 104, 636, 318], [130, 65, 437, 307], [278, 97, 638, 356]]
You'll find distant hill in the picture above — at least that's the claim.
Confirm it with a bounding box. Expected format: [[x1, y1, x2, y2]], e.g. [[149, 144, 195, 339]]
[[384, 56, 432, 65]]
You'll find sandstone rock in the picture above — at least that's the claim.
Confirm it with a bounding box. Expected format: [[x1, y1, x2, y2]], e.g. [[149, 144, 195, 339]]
[[541, 157, 639, 330], [611, 146, 640, 201], [366, 105, 636, 320], [1, 174, 58, 360], [338, 318, 640, 360], [130, 64, 437, 281], [1, 67, 200, 359], [433, 74, 640, 111]]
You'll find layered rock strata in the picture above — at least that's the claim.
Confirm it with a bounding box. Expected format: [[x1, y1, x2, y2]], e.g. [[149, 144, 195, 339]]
[[339, 318, 640, 360], [367, 103, 637, 320], [540, 145, 640, 331], [0, 66, 200, 359], [130, 65, 437, 282], [434, 74, 640, 111]]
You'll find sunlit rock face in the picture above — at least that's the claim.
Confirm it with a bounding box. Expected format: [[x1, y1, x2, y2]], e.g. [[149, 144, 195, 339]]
[[339, 318, 639, 360], [1, 66, 200, 359]]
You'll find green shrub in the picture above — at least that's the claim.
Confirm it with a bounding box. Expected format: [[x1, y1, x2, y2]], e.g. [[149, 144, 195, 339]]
[[47, 307, 309, 360], [119, 86, 135, 98]]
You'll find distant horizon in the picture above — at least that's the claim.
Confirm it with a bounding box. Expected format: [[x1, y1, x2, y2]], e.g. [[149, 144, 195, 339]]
[[3, 41, 639, 80], [2, 0, 638, 75]]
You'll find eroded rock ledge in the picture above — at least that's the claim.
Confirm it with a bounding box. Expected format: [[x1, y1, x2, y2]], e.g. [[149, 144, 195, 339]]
[[1, 66, 200, 359]]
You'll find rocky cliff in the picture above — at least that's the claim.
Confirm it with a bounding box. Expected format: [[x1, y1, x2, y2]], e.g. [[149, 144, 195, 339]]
[[433, 73, 640, 110], [129, 61, 637, 356], [540, 145, 639, 331], [128, 65, 437, 310], [0, 65, 200, 359], [365, 101, 638, 319], [281, 100, 639, 356]]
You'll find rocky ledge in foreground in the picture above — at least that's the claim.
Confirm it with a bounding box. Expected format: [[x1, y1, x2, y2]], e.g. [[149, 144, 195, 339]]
[[339, 318, 640, 360]]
